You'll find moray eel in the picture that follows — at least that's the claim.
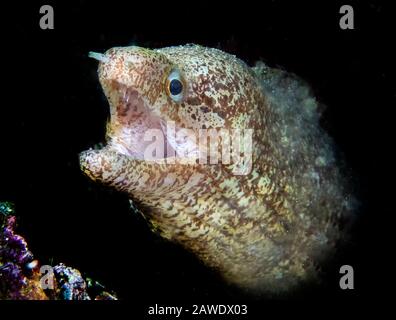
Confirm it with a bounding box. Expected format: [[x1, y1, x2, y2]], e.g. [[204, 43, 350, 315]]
[[80, 44, 353, 293]]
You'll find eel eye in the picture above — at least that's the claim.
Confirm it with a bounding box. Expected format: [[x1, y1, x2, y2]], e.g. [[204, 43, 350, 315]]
[[166, 69, 184, 102]]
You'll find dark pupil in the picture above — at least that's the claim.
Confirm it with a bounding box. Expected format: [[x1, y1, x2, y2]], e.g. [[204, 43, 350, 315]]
[[169, 79, 183, 95]]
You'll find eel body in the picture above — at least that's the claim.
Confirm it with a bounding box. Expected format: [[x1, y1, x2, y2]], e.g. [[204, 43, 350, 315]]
[[80, 44, 353, 292]]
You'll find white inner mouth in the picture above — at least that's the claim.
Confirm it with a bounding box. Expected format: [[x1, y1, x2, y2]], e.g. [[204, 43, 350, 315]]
[[106, 84, 199, 161]]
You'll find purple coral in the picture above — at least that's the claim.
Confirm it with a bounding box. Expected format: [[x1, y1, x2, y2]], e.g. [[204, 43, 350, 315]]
[[0, 208, 39, 300], [0, 202, 117, 300], [0, 215, 33, 265], [0, 262, 29, 300]]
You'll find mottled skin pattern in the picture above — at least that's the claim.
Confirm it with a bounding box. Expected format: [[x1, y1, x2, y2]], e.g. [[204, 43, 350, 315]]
[[80, 45, 352, 292]]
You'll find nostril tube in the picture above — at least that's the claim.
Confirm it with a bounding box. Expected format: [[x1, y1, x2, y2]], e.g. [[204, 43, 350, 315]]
[[88, 51, 109, 63]]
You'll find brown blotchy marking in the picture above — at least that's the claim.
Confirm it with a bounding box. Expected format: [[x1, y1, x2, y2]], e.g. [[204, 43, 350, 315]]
[[216, 110, 227, 118], [214, 82, 229, 91], [217, 96, 229, 108], [186, 96, 201, 106], [202, 95, 215, 109], [200, 106, 210, 113]]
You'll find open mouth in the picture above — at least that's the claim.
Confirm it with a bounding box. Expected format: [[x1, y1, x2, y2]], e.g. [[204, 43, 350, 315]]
[[103, 81, 199, 161]]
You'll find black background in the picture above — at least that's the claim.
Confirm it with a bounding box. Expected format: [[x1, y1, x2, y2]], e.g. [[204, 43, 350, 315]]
[[0, 0, 394, 315]]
